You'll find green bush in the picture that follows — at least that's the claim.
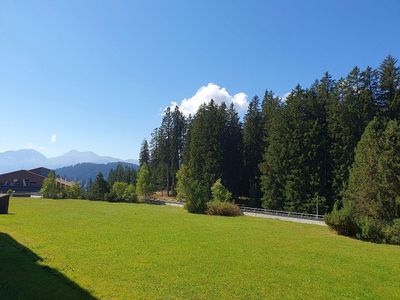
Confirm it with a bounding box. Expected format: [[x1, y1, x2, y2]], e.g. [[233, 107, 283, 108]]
[[325, 202, 358, 236], [112, 182, 129, 201], [384, 219, 400, 245], [206, 201, 242, 217], [184, 180, 209, 213], [123, 184, 137, 203], [6, 189, 13, 195], [356, 217, 385, 243], [104, 191, 117, 202], [211, 179, 232, 202]]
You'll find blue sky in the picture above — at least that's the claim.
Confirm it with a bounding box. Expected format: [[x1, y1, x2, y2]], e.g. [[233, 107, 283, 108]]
[[1, 0, 399, 159]]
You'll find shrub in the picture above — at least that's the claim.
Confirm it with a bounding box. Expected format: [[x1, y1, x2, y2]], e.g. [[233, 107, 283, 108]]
[[211, 179, 232, 202], [384, 219, 400, 245], [6, 189, 13, 195], [104, 191, 117, 202], [206, 201, 242, 217], [112, 182, 129, 201], [123, 184, 137, 203], [184, 180, 209, 213], [325, 202, 358, 236], [136, 163, 153, 201], [65, 182, 82, 199], [176, 164, 190, 201], [356, 217, 385, 243]]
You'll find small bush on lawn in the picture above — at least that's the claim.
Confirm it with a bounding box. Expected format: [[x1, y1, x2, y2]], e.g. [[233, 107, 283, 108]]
[[184, 180, 209, 213], [206, 201, 241, 217]]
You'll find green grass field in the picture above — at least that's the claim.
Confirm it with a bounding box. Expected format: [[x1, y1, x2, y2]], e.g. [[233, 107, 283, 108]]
[[0, 198, 399, 299]]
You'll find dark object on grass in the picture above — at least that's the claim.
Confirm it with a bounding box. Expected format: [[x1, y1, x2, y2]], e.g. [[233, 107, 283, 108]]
[[0, 194, 10, 214]]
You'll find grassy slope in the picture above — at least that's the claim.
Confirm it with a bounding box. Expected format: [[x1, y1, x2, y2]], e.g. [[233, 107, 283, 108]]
[[0, 198, 399, 300]]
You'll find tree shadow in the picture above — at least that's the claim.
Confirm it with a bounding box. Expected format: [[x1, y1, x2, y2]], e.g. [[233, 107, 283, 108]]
[[0, 233, 97, 300]]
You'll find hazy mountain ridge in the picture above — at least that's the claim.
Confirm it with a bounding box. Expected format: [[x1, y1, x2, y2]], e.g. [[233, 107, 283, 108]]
[[0, 149, 137, 174]]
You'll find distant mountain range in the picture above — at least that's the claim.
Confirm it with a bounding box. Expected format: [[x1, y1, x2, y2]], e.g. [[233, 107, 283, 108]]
[[56, 162, 138, 185], [0, 149, 138, 174]]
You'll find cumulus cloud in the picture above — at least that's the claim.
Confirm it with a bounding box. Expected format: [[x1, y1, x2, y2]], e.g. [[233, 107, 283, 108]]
[[51, 134, 57, 143], [169, 83, 249, 116]]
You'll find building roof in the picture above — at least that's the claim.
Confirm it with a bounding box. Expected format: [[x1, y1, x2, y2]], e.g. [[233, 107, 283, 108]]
[[0, 168, 73, 187]]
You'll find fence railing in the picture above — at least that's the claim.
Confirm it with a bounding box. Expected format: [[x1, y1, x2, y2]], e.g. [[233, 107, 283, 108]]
[[149, 198, 324, 221], [238, 205, 324, 221]]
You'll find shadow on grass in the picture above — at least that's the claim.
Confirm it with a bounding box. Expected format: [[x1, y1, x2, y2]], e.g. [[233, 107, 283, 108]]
[[0, 233, 97, 300]]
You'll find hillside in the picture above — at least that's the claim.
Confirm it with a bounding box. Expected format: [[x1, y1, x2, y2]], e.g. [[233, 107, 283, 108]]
[[55, 162, 138, 184]]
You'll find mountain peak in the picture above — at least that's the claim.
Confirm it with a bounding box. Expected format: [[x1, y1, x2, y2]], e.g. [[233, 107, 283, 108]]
[[0, 149, 135, 174]]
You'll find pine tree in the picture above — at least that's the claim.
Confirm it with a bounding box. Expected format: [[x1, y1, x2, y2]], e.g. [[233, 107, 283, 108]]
[[243, 96, 263, 201], [170, 106, 185, 194], [160, 107, 173, 195], [378, 55, 400, 119], [186, 100, 225, 193], [344, 118, 400, 221], [327, 118, 400, 243], [221, 103, 244, 197], [327, 67, 378, 205], [139, 139, 150, 167], [90, 172, 109, 200]]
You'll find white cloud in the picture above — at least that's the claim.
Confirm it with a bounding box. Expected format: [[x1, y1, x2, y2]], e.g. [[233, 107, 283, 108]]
[[51, 134, 57, 143], [169, 83, 248, 116]]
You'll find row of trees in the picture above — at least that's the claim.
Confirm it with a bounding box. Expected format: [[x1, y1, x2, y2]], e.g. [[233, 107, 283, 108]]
[[41, 163, 153, 203], [142, 56, 400, 243]]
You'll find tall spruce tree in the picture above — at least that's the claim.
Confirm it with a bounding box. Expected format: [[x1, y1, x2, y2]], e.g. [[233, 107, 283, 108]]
[[327, 118, 400, 244], [221, 103, 244, 197], [139, 139, 150, 167], [243, 96, 263, 201], [186, 100, 225, 193], [170, 106, 185, 194], [327, 67, 378, 206], [378, 55, 400, 119]]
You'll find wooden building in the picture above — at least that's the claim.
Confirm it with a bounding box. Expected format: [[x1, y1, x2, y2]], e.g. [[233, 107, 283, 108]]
[[0, 167, 72, 193]]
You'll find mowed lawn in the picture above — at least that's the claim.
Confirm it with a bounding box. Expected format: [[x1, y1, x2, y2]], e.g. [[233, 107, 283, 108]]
[[0, 198, 399, 299]]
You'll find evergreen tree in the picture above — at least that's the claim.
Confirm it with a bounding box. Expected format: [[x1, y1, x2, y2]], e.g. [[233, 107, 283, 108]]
[[327, 118, 400, 244], [160, 107, 173, 195], [136, 163, 153, 201], [90, 172, 109, 200], [108, 164, 137, 187], [344, 118, 400, 221], [186, 100, 225, 194], [378, 55, 400, 119], [139, 139, 150, 167], [327, 67, 378, 205], [243, 96, 263, 201], [40, 171, 60, 198], [221, 103, 244, 197], [170, 106, 185, 194]]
